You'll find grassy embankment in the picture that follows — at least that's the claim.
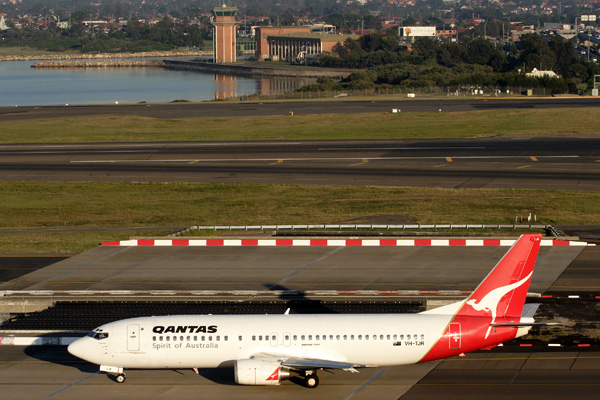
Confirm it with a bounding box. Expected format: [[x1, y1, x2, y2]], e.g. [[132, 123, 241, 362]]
[[1, 108, 599, 143], [1, 182, 599, 254], [0, 107, 599, 254]]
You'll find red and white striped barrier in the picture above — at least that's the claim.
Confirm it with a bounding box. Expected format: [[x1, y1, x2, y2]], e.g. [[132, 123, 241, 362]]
[[101, 238, 592, 247]]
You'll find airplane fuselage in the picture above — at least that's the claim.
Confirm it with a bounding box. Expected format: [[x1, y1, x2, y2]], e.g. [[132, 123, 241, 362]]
[[70, 310, 527, 370]]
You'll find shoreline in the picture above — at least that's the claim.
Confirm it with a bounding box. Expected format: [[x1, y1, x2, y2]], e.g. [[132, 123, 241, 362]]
[[163, 60, 356, 79], [31, 60, 166, 68], [0, 50, 210, 62], [29, 58, 355, 79]]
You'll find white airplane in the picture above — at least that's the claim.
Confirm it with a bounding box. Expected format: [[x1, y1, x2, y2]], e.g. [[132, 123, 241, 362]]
[[68, 234, 545, 388]]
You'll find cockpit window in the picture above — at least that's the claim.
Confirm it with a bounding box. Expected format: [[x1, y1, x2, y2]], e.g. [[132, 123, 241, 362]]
[[88, 329, 109, 340]]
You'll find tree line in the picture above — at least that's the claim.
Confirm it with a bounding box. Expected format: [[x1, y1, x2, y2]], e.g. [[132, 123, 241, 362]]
[[0, 17, 205, 53], [306, 33, 600, 94]]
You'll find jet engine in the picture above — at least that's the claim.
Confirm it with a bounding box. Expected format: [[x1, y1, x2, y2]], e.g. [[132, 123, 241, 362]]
[[234, 359, 291, 385]]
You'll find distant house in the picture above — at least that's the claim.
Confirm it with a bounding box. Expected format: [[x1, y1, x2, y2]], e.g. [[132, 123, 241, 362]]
[[0, 15, 9, 30], [526, 68, 559, 78]]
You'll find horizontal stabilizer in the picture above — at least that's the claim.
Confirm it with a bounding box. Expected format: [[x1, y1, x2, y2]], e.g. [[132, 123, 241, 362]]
[[521, 303, 541, 319], [490, 322, 559, 327]]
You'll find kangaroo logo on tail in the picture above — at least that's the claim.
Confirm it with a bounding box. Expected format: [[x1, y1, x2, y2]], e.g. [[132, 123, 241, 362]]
[[466, 271, 533, 338]]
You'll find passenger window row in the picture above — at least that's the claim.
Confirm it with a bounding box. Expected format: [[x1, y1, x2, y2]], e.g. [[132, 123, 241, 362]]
[[253, 334, 425, 341], [153, 335, 228, 342], [151, 334, 426, 343]]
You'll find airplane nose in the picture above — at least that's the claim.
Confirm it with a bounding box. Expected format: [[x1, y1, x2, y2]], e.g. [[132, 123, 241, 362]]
[[67, 338, 85, 359]]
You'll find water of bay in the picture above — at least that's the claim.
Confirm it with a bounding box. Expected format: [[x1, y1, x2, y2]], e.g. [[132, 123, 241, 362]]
[[0, 59, 315, 106]]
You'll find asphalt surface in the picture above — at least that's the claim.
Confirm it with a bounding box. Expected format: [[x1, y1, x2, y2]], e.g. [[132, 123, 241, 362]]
[[2, 98, 600, 398], [2, 97, 600, 121], [2, 137, 600, 190], [1, 244, 598, 399], [1, 344, 598, 400], [0, 243, 585, 292]]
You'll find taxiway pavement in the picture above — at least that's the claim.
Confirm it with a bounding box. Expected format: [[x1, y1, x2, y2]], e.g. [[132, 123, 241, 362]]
[[2, 97, 600, 121], [1, 242, 598, 399], [1, 345, 598, 400], [1, 137, 600, 190], [0, 242, 588, 293]]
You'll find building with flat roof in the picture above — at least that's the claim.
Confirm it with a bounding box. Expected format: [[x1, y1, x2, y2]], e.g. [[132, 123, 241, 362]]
[[264, 32, 358, 63], [398, 26, 436, 37], [254, 26, 312, 61]]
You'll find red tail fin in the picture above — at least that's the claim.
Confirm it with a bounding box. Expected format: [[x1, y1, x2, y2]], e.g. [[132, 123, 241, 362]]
[[419, 234, 542, 362], [460, 234, 541, 321]]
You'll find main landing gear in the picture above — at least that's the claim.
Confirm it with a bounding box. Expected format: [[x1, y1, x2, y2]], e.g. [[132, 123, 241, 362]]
[[304, 373, 319, 388], [116, 373, 126, 383]]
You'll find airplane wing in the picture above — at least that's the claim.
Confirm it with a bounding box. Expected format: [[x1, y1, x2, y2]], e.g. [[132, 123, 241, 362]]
[[282, 357, 364, 373], [251, 353, 366, 373]]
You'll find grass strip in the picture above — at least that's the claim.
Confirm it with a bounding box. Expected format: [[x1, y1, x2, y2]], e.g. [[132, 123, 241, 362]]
[[1, 181, 598, 253], [1, 108, 599, 143]]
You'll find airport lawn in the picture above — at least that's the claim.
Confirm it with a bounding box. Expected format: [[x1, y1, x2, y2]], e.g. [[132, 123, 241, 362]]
[[1, 108, 599, 143], [0, 181, 599, 253]]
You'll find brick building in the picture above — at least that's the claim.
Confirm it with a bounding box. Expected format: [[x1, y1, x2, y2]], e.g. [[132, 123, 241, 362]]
[[266, 33, 358, 63], [212, 6, 239, 63], [254, 26, 312, 61]]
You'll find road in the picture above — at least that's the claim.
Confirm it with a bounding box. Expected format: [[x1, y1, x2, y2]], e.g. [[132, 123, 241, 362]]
[[1, 97, 600, 121], [1, 137, 599, 190]]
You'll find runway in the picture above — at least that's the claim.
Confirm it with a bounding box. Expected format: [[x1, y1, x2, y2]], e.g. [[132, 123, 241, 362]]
[[1, 137, 599, 190], [1, 97, 600, 121]]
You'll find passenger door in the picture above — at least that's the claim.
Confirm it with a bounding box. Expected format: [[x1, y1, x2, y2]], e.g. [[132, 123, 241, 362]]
[[127, 324, 140, 351]]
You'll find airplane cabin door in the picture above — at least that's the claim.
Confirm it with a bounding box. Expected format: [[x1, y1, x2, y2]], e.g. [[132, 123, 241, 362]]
[[127, 324, 140, 351], [449, 323, 461, 349]]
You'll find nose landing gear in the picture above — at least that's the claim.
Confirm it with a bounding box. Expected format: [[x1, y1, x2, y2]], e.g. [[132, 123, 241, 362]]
[[100, 365, 126, 383]]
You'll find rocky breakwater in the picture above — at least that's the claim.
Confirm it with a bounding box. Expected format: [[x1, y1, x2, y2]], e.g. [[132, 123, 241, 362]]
[[31, 59, 166, 68]]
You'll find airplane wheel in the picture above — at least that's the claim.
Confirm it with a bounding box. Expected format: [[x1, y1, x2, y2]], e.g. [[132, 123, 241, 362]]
[[305, 374, 319, 388], [116, 373, 126, 383]]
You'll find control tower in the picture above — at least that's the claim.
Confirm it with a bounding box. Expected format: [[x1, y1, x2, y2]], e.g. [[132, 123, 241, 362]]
[[211, 5, 239, 63]]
